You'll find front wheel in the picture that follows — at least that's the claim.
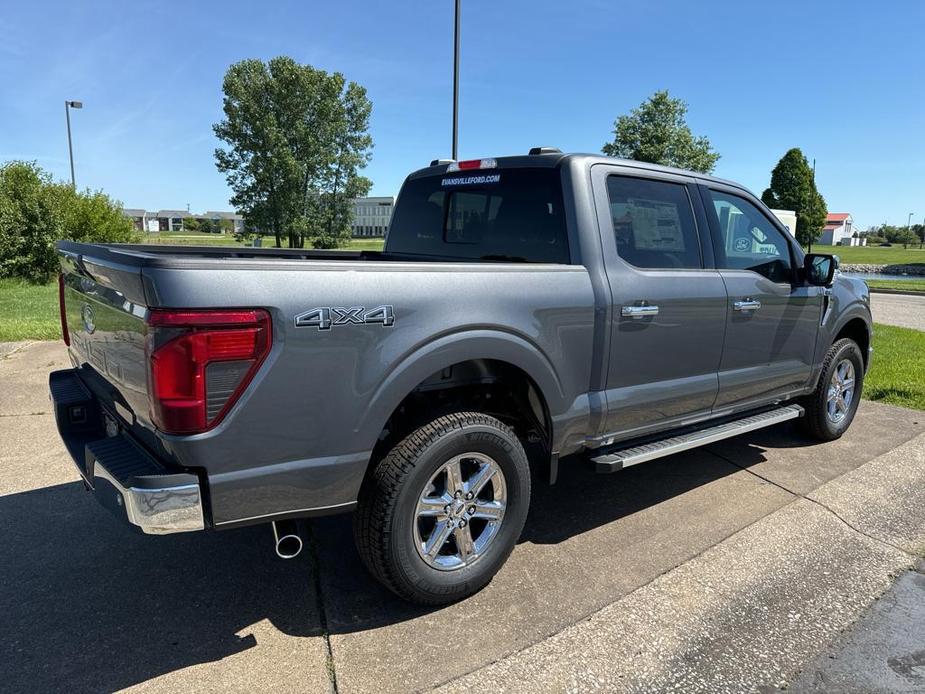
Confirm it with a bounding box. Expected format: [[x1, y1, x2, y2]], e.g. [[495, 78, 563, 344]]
[[353, 412, 531, 605], [799, 338, 865, 441]]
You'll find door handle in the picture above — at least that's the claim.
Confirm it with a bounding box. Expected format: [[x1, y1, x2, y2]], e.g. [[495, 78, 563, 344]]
[[733, 299, 762, 312], [621, 305, 659, 318]]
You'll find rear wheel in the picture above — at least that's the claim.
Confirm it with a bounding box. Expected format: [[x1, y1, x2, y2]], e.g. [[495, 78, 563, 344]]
[[799, 338, 864, 441], [354, 412, 531, 605]]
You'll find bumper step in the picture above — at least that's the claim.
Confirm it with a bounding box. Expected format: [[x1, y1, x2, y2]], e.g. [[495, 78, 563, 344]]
[[591, 405, 804, 473], [87, 435, 205, 535], [50, 368, 205, 535]]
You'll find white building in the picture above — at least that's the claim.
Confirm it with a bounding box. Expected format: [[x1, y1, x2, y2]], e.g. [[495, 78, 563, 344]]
[[770, 209, 797, 237], [351, 196, 394, 237], [819, 213, 855, 246], [204, 211, 246, 235], [122, 209, 244, 234]]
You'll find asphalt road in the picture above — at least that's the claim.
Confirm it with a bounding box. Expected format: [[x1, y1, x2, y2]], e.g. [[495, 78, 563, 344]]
[[1, 341, 923, 693], [870, 291, 925, 331], [792, 560, 925, 693]]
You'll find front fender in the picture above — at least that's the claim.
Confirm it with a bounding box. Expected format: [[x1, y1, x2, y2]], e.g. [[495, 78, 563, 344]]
[[815, 275, 872, 374], [355, 328, 568, 452]]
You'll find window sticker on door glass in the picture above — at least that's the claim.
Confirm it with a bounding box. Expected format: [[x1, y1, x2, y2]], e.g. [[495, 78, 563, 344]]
[[626, 198, 685, 251]]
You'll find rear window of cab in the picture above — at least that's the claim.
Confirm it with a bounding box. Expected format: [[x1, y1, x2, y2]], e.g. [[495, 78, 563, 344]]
[[385, 168, 570, 263]]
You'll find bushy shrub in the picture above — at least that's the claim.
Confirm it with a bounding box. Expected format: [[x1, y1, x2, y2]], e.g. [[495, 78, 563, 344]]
[[0, 161, 138, 283]]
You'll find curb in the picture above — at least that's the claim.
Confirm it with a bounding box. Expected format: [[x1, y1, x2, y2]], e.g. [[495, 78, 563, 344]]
[[867, 287, 925, 296]]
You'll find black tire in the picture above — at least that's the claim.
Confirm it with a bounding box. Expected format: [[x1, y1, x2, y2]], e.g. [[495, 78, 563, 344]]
[[353, 412, 531, 605], [798, 338, 865, 441]]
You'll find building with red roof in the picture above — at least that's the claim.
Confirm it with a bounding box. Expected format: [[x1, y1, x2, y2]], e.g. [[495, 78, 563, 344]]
[[819, 213, 855, 246]]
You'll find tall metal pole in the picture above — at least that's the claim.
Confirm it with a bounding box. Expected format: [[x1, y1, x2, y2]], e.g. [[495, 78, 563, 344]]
[[65, 101, 76, 189], [809, 158, 816, 252], [452, 0, 460, 160]]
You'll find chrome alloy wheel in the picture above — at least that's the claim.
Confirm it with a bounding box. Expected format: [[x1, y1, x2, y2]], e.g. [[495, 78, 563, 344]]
[[413, 452, 507, 571], [826, 358, 856, 424]]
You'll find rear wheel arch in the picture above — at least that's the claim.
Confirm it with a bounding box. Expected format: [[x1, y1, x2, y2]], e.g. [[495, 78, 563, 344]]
[[367, 357, 554, 478], [356, 330, 566, 455]]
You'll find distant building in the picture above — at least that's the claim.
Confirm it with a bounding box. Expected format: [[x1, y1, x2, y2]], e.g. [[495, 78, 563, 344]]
[[156, 210, 189, 232], [123, 208, 150, 233], [770, 209, 797, 237], [122, 208, 244, 234], [204, 211, 245, 235], [819, 213, 858, 246], [351, 196, 394, 237]]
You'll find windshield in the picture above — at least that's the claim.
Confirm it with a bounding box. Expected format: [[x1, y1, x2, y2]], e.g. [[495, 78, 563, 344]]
[[385, 168, 570, 263]]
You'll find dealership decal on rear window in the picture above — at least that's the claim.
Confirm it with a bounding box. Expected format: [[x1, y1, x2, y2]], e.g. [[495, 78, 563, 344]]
[[441, 174, 501, 186]]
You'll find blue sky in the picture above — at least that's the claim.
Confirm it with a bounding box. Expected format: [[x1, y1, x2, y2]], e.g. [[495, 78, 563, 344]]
[[1, 0, 922, 229]]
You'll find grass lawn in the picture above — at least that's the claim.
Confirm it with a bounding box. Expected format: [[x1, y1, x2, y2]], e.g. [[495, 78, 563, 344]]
[[865, 279, 925, 293], [143, 233, 248, 246], [0, 278, 60, 342], [812, 244, 925, 266], [864, 323, 925, 410]]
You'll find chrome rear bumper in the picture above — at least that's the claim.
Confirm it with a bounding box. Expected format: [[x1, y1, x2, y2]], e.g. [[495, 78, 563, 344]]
[[50, 368, 205, 535]]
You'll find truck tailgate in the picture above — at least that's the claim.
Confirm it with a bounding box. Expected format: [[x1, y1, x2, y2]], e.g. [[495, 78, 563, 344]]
[[59, 246, 151, 429]]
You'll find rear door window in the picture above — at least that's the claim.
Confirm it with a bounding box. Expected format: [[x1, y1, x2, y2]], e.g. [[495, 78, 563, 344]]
[[386, 168, 570, 263], [606, 176, 703, 269]]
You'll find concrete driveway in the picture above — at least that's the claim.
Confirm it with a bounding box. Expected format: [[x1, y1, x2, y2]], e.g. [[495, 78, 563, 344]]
[[1, 341, 924, 693]]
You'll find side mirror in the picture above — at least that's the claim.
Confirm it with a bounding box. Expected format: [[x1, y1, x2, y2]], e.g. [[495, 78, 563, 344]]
[[804, 253, 837, 286]]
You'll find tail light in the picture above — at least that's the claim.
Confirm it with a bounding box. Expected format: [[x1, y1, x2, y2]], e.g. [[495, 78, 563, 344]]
[[145, 309, 271, 434], [58, 273, 70, 346]]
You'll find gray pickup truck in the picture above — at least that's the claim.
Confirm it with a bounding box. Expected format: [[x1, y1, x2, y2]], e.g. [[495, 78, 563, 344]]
[[50, 150, 872, 604]]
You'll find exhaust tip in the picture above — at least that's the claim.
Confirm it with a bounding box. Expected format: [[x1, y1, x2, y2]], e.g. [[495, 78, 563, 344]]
[[275, 533, 303, 559], [271, 520, 303, 559]]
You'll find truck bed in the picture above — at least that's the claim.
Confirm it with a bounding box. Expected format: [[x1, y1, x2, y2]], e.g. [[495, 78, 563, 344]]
[[59, 240, 395, 267], [57, 241, 541, 270]]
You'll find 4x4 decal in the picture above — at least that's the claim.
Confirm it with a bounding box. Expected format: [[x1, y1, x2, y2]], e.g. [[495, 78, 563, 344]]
[[295, 305, 394, 331]]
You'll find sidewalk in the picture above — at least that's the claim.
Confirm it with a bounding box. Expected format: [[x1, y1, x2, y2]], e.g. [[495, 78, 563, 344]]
[[439, 431, 925, 693]]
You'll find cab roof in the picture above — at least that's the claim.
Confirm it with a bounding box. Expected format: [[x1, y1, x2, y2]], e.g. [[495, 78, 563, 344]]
[[409, 152, 745, 191]]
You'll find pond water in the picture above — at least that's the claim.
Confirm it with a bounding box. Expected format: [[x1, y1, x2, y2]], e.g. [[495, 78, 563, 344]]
[[840, 271, 922, 281]]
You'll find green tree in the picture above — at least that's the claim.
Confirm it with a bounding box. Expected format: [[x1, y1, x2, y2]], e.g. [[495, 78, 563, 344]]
[[893, 226, 918, 248], [213, 56, 373, 248], [57, 187, 136, 245], [0, 161, 135, 282], [0, 162, 63, 282], [879, 223, 924, 248], [912, 223, 924, 247], [602, 90, 720, 173], [183, 217, 201, 233], [760, 148, 827, 250]]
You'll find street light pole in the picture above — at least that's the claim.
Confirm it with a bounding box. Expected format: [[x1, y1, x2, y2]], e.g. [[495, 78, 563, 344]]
[[64, 100, 83, 189], [452, 0, 460, 160]]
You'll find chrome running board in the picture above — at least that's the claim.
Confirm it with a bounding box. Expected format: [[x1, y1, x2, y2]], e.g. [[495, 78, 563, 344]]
[[591, 405, 804, 473]]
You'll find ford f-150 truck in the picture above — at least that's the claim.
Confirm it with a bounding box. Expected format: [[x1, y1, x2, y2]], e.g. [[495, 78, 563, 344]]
[[50, 149, 872, 604]]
